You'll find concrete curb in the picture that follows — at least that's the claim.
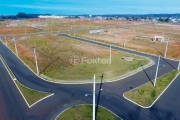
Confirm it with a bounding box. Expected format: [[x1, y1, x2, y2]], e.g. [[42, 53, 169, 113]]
[[123, 70, 180, 108]]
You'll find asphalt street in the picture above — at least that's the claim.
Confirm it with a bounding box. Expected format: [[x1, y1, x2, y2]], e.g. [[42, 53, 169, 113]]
[[0, 33, 180, 120]]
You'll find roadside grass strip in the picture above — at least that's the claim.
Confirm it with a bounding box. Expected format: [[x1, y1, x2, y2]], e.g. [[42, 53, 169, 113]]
[[14, 80, 53, 107], [0, 54, 54, 107], [124, 70, 179, 107], [56, 105, 121, 120]]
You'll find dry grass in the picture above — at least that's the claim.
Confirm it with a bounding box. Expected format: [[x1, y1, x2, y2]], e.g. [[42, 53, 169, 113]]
[[0, 27, 39, 34], [6, 34, 148, 81], [70, 24, 180, 60]]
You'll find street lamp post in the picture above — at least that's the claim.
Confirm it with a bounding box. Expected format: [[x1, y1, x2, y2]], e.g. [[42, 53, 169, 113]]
[[154, 55, 160, 86], [178, 60, 180, 71], [33, 48, 39, 75], [5, 36, 7, 46], [124, 39, 127, 48], [109, 45, 112, 64], [85, 74, 103, 120], [58, 28, 60, 34], [134, 30, 136, 36], [93, 74, 95, 120], [164, 38, 169, 58], [24, 26, 26, 34], [88, 15, 92, 29], [13, 36, 18, 56]]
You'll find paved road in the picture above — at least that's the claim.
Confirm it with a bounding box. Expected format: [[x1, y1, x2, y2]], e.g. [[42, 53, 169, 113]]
[[0, 60, 28, 119], [0, 33, 180, 120]]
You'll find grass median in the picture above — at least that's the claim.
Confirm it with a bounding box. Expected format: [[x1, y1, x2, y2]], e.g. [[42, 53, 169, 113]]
[[15, 80, 52, 106], [56, 105, 121, 120], [124, 70, 179, 107]]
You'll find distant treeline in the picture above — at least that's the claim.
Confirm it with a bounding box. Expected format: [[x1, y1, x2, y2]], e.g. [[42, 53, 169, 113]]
[[0, 12, 180, 20], [91, 14, 180, 18], [0, 12, 51, 20]]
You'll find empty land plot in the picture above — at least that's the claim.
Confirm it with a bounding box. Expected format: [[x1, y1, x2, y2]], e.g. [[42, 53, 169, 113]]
[[126, 25, 180, 41], [70, 25, 180, 59], [6, 34, 148, 81], [0, 27, 40, 35]]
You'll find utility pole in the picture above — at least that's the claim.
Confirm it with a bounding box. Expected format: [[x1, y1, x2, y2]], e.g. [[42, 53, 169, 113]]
[[124, 39, 127, 48], [134, 30, 136, 36], [93, 74, 96, 120], [33, 48, 39, 75], [162, 32, 164, 37], [74, 30, 75, 37], [154, 56, 160, 87], [88, 19, 90, 29], [4, 36, 7, 46], [178, 60, 180, 71], [164, 38, 169, 58], [109, 45, 112, 64], [13, 36, 18, 56], [94, 33, 96, 41], [24, 26, 26, 34], [88, 15, 91, 29]]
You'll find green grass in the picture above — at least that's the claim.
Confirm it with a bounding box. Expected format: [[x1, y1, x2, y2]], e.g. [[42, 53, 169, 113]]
[[44, 52, 148, 81], [15, 80, 51, 106], [56, 105, 121, 120], [124, 70, 179, 107], [8, 35, 149, 81]]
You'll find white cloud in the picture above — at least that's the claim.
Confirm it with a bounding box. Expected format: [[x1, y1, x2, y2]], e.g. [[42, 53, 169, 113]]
[[2, 4, 85, 10]]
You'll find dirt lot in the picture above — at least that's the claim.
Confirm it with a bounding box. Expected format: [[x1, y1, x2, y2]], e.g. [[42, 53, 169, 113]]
[[0, 27, 39, 34], [71, 23, 180, 60]]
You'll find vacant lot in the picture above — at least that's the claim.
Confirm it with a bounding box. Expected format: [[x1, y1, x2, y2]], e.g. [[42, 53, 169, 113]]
[[0, 27, 39, 34], [71, 24, 180, 60], [5, 34, 148, 81]]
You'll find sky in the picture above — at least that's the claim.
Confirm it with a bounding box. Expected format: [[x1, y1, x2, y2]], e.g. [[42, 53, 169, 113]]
[[0, 0, 180, 15]]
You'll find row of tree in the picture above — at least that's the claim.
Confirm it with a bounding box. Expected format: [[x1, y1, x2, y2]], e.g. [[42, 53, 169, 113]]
[[0, 12, 51, 20]]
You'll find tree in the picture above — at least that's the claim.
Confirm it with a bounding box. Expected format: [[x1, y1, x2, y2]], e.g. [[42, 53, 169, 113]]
[[16, 12, 27, 18]]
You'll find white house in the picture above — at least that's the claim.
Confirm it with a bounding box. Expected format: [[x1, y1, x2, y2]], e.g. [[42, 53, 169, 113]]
[[152, 36, 165, 42]]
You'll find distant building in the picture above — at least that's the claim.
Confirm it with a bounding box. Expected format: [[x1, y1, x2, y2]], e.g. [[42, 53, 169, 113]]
[[38, 15, 67, 19], [89, 30, 102, 34], [152, 36, 165, 42]]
